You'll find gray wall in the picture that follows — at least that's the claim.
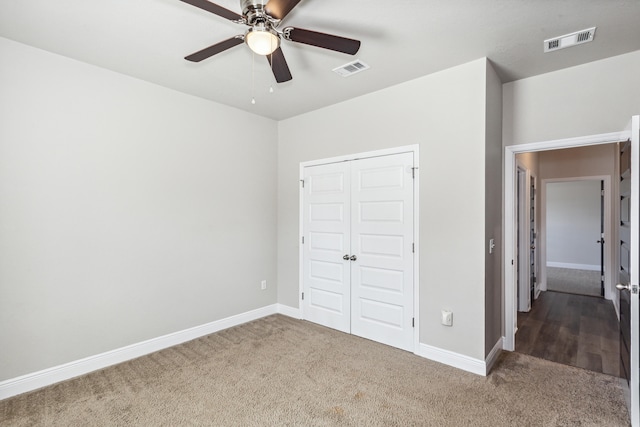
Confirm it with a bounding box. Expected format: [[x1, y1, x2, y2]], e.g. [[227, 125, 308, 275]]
[[503, 50, 640, 147], [278, 58, 499, 361], [516, 152, 539, 175], [0, 38, 278, 381], [484, 61, 503, 357]]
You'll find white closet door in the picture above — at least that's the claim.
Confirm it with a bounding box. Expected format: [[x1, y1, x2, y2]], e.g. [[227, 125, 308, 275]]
[[302, 162, 351, 333], [350, 152, 414, 351]]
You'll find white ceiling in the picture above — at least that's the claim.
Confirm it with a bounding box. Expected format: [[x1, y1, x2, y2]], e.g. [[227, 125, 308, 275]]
[[1, 0, 639, 120]]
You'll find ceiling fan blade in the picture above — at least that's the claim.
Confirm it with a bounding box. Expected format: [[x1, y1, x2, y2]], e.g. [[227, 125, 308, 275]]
[[283, 27, 360, 55], [264, 0, 303, 20], [266, 47, 293, 83], [185, 36, 244, 62], [180, 0, 243, 21]]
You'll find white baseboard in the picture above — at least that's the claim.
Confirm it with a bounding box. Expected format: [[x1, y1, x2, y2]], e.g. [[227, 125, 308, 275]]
[[546, 262, 600, 271], [485, 338, 503, 375], [418, 343, 489, 376], [276, 304, 301, 319], [0, 304, 280, 400]]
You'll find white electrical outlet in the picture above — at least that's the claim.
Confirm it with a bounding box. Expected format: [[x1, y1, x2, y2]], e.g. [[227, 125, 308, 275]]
[[261, 280, 267, 290], [441, 310, 453, 326]]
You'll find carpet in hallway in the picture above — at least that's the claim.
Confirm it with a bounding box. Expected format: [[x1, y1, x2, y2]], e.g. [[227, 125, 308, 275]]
[[546, 267, 601, 297]]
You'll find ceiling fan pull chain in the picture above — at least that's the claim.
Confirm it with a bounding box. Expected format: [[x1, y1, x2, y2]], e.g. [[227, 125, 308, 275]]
[[251, 51, 256, 104]]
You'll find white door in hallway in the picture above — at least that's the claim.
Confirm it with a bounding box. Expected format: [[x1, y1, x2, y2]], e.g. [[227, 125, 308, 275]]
[[350, 153, 414, 351], [302, 152, 415, 351]]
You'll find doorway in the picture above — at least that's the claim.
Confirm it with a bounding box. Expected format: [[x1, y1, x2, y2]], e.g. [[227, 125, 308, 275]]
[[511, 147, 618, 375], [544, 179, 605, 298], [505, 134, 626, 352]]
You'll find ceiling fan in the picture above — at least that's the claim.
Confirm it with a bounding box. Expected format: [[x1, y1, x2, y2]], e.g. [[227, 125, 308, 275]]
[[180, 0, 361, 83]]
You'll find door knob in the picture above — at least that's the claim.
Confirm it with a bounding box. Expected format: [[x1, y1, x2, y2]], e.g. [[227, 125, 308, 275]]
[[343, 254, 350, 260], [350, 255, 357, 261], [616, 283, 631, 291]]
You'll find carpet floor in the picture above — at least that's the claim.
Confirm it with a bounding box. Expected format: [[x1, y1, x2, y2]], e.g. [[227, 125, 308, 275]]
[[547, 267, 602, 297], [0, 314, 630, 426]]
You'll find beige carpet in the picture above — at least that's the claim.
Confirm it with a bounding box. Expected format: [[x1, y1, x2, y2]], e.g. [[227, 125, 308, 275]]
[[547, 267, 602, 297], [0, 315, 629, 426]]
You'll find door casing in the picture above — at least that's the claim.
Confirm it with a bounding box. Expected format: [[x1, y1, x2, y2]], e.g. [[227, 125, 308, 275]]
[[299, 144, 420, 353]]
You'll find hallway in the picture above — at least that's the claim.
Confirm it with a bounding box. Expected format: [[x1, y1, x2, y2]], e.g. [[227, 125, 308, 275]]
[[516, 291, 620, 376]]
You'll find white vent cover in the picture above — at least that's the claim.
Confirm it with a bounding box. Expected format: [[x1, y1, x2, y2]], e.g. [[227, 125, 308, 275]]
[[544, 27, 596, 53], [333, 60, 370, 77]]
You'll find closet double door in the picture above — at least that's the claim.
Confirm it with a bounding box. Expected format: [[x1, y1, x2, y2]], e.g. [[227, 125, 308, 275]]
[[302, 152, 415, 352]]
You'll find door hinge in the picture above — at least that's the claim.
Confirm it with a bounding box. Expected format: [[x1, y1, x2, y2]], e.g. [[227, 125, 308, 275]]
[[411, 167, 418, 179], [301, 292, 304, 300], [301, 236, 304, 244], [601, 189, 604, 196], [412, 318, 415, 328], [300, 179, 304, 188], [412, 243, 415, 253]]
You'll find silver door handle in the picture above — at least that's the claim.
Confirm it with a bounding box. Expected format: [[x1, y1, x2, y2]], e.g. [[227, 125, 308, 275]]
[[350, 255, 357, 261], [343, 254, 350, 260], [616, 283, 631, 291]]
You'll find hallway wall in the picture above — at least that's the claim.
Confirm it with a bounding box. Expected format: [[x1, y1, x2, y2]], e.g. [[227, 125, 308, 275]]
[[503, 50, 640, 147]]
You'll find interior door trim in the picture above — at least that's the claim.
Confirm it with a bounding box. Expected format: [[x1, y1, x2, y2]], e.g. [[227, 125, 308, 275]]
[[298, 144, 420, 353]]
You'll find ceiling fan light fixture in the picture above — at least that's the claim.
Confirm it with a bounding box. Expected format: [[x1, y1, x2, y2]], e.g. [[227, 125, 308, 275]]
[[245, 26, 280, 56]]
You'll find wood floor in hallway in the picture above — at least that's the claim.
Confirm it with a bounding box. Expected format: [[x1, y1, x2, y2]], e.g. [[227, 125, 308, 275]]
[[516, 290, 620, 376]]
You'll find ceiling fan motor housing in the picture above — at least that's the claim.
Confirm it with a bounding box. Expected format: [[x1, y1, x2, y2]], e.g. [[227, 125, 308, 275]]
[[241, 0, 274, 26]]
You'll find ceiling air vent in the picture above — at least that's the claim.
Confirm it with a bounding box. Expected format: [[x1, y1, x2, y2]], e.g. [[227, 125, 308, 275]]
[[333, 60, 370, 77], [544, 27, 596, 53]]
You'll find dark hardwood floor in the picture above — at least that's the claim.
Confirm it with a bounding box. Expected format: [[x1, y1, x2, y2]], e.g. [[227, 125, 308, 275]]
[[516, 290, 620, 376]]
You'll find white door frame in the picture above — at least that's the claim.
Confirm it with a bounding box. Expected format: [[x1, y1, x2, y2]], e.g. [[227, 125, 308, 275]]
[[299, 144, 420, 353], [515, 161, 533, 312], [504, 131, 630, 351], [539, 175, 613, 301]]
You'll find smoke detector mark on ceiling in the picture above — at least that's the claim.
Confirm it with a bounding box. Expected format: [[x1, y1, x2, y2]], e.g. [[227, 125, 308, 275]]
[[544, 27, 596, 53], [333, 60, 370, 77]]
